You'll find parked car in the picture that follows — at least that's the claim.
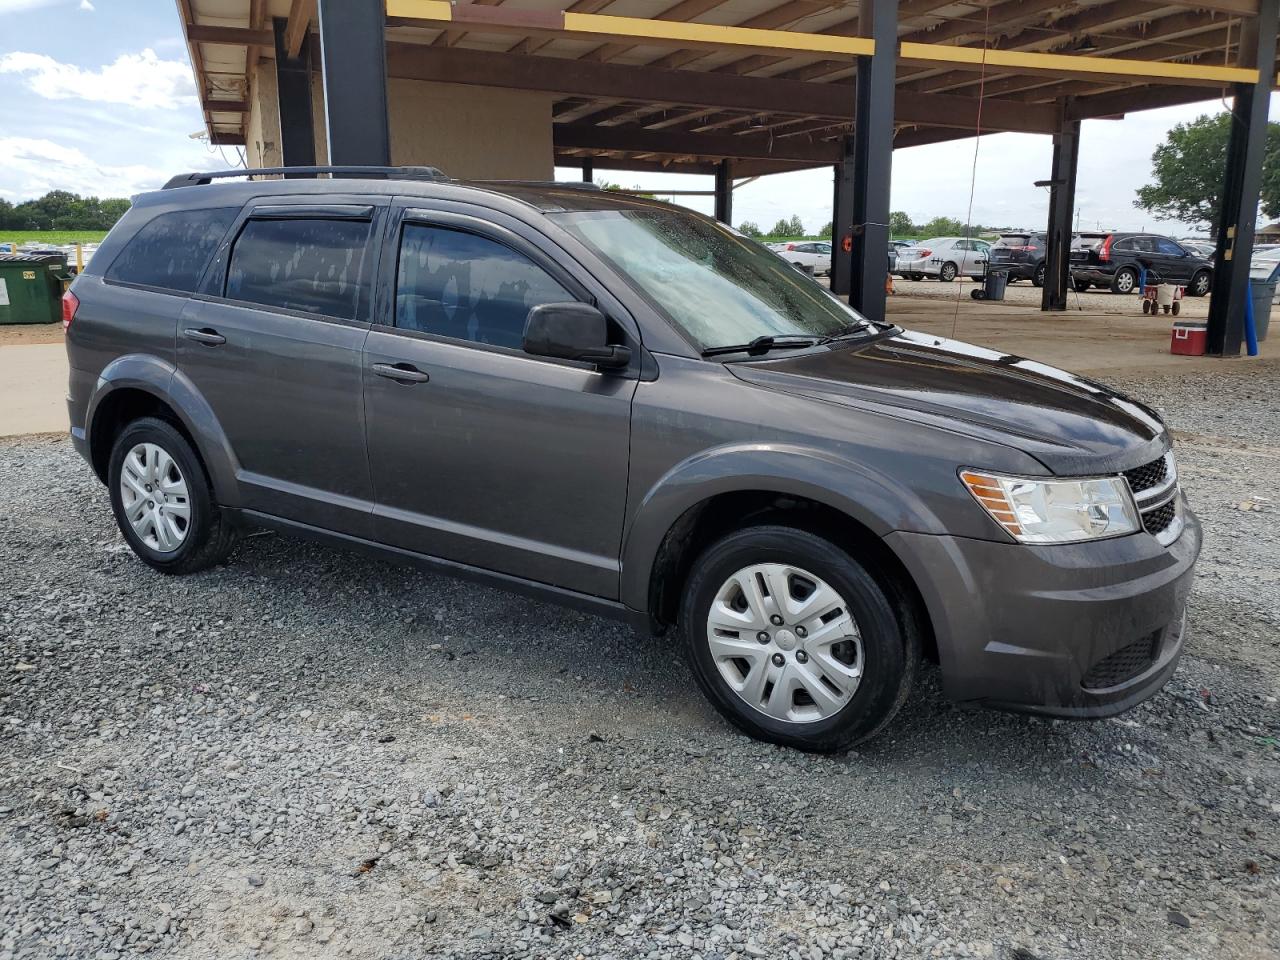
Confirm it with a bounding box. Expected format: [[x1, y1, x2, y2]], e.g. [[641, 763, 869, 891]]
[[895, 236, 991, 281], [775, 240, 831, 276], [64, 167, 1199, 753], [988, 232, 1048, 286], [1250, 245, 1280, 282], [1070, 232, 1212, 296], [1179, 239, 1217, 259]]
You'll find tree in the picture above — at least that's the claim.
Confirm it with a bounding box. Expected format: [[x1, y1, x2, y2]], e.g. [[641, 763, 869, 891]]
[[889, 211, 915, 236], [787, 214, 806, 236], [0, 191, 133, 231], [1135, 112, 1280, 230], [817, 221, 833, 239], [737, 220, 763, 238], [768, 218, 794, 238], [921, 215, 966, 237]]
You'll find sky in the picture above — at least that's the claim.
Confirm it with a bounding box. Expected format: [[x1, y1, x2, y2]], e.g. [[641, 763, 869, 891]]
[[0, 0, 1274, 239]]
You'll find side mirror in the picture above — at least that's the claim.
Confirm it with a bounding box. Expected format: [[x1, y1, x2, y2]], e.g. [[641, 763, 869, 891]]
[[523, 302, 631, 369]]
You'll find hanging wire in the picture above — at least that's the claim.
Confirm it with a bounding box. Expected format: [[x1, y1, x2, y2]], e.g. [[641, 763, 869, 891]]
[[950, 0, 991, 340]]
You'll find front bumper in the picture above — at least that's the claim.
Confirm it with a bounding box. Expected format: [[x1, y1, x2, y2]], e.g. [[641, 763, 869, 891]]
[[886, 504, 1201, 718]]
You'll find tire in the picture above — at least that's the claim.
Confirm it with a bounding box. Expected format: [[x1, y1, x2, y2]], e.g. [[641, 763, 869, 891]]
[[1032, 262, 1046, 288], [939, 262, 958, 282], [107, 416, 238, 575], [1189, 270, 1211, 297], [1111, 266, 1139, 295], [1172, 301, 1181, 316], [679, 525, 917, 752], [909, 272, 924, 281], [1142, 299, 1151, 315]]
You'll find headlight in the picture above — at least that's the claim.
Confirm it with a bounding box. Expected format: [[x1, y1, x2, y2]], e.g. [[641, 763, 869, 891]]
[[960, 469, 1140, 544]]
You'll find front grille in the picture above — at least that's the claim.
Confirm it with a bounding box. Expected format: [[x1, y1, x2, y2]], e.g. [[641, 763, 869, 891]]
[[1142, 498, 1177, 535], [1082, 632, 1161, 690], [1123, 456, 1169, 495]]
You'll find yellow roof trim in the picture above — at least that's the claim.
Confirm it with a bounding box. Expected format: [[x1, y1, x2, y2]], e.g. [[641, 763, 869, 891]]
[[901, 42, 1258, 85], [564, 12, 875, 57]]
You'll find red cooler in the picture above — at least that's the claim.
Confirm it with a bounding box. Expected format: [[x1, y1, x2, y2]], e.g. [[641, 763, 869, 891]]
[[1171, 320, 1207, 356]]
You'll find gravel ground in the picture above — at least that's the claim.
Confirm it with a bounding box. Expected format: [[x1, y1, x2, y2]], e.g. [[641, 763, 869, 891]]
[[2, 364, 1279, 960]]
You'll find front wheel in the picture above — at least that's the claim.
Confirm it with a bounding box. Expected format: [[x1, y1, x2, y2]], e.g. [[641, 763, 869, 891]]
[[1188, 270, 1211, 297], [108, 417, 238, 575], [680, 526, 917, 752], [1032, 262, 1046, 287]]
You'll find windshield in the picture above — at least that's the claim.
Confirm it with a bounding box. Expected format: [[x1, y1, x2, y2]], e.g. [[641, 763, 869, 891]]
[[551, 208, 871, 352]]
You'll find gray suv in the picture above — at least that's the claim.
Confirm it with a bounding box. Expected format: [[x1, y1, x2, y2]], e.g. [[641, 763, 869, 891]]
[[64, 167, 1200, 752]]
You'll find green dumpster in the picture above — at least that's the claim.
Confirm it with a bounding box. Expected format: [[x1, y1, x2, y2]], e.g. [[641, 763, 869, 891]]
[[0, 253, 70, 324]]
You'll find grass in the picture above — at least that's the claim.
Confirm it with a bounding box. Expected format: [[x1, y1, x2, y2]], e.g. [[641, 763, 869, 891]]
[[2, 230, 109, 246]]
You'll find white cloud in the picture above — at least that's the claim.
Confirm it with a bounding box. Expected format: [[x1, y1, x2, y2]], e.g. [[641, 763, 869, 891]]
[[0, 0, 68, 11], [79, 0, 95, 10], [0, 49, 196, 110], [0, 137, 175, 201]]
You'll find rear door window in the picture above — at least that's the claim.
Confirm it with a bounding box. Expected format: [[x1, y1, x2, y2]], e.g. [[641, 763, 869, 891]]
[[105, 207, 239, 293], [225, 217, 373, 320]]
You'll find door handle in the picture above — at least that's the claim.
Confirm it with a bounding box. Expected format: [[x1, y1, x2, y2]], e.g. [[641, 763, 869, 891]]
[[371, 362, 430, 384], [183, 327, 225, 346]]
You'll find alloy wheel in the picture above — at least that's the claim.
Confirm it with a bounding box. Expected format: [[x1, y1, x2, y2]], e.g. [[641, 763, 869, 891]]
[[119, 442, 191, 553], [705, 563, 863, 723]]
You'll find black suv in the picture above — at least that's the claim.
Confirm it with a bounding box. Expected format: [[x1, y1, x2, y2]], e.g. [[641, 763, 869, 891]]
[[1071, 232, 1213, 296], [988, 232, 1048, 286], [63, 167, 1199, 752]]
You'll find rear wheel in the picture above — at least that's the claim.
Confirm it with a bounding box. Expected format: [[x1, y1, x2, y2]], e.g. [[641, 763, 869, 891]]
[[107, 417, 237, 575], [680, 526, 916, 752], [1189, 270, 1211, 297], [1111, 266, 1139, 295], [939, 262, 958, 282]]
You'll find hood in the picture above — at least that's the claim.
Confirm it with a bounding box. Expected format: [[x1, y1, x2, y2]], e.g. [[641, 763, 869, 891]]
[[728, 329, 1168, 475]]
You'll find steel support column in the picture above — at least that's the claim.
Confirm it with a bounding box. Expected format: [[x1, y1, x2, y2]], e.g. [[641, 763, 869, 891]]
[[273, 18, 315, 168], [830, 136, 856, 297], [316, 0, 390, 167], [582, 159, 593, 183], [1041, 112, 1080, 312], [848, 0, 898, 321], [714, 160, 734, 225], [1207, 0, 1278, 356]]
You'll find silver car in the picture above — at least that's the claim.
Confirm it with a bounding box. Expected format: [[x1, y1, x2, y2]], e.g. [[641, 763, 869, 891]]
[[896, 236, 991, 281]]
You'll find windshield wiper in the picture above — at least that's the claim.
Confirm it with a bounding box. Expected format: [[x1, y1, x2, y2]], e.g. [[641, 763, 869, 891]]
[[814, 322, 874, 345], [700, 335, 817, 358]]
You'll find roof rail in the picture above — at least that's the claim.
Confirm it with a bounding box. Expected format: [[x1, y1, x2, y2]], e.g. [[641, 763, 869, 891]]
[[474, 180, 603, 192], [162, 165, 449, 189]]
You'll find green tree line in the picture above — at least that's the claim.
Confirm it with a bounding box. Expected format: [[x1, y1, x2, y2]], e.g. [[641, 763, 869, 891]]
[[0, 191, 132, 231], [738, 211, 994, 240]]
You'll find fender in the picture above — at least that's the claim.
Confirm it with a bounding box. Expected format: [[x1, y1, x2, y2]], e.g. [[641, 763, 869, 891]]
[[618, 441, 946, 612], [86, 354, 242, 507]]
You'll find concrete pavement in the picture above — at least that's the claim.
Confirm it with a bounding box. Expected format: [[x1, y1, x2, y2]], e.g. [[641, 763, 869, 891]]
[[0, 342, 67, 438]]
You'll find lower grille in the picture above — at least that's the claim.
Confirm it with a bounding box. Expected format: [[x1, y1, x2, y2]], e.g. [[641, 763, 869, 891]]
[[1142, 498, 1177, 535], [1082, 632, 1161, 690]]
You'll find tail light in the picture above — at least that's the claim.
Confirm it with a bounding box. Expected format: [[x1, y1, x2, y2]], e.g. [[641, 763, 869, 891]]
[[1098, 235, 1113, 263], [785, 243, 796, 250], [917, 248, 931, 258], [62, 290, 79, 331]]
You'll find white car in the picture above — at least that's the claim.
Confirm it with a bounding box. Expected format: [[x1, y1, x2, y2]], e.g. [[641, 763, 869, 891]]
[[896, 237, 991, 281], [774, 240, 832, 276]]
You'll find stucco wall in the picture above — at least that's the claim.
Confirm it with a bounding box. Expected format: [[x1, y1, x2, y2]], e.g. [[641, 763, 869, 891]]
[[295, 76, 552, 179]]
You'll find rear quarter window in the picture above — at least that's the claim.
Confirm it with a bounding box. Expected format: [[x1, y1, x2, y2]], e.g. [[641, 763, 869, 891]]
[[105, 207, 239, 293]]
